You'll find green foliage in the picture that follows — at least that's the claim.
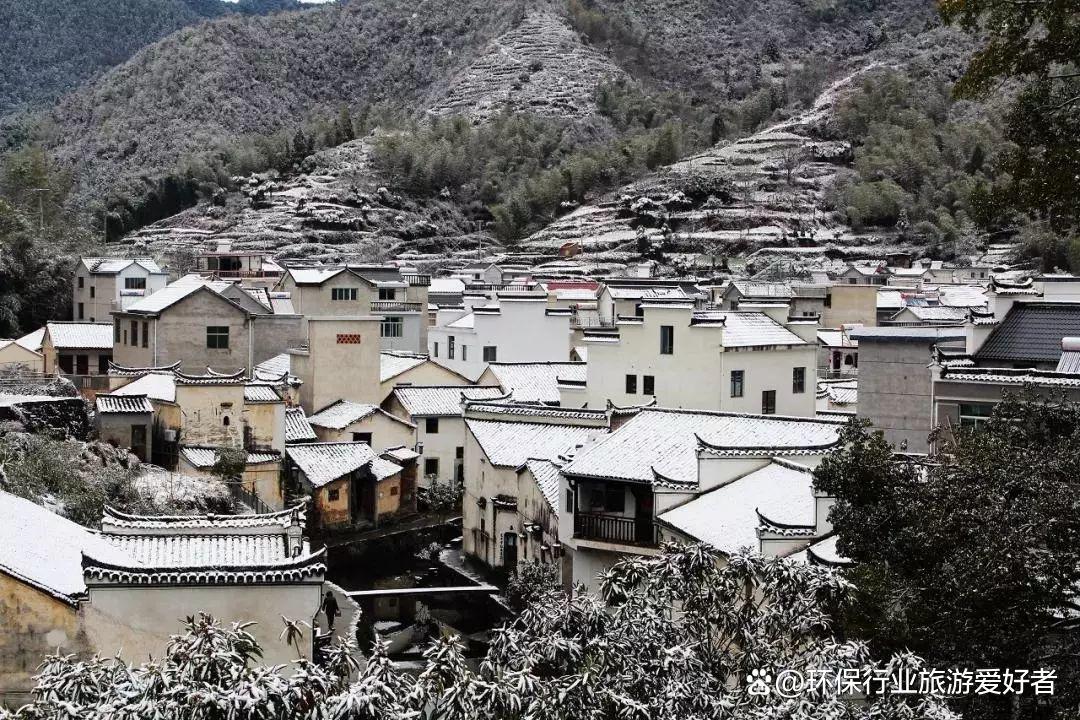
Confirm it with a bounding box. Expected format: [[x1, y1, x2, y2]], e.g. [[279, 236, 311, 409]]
[[830, 69, 1016, 244], [212, 446, 248, 483], [814, 398, 1080, 719], [505, 560, 560, 612], [424, 479, 463, 513]]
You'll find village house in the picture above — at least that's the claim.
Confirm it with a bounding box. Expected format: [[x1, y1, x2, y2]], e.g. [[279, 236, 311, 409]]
[[95, 394, 154, 461], [0, 493, 329, 704], [816, 327, 859, 378], [839, 262, 889, 286], [428, 277, 466, 307], [715, 281, 793, 311], [379, 350, 471, 400], [110, 276, 304, 373], [196, 247, 284, 287], [428, 293, 572, 381], [596, 279, 698, 325], [557, 407, 845, 592], [307, 399, 416, 449], [276, 265, 430, 353], [289, 316, 383, 413], [41, 321, 114, 395], [461, 402, 608, 571], [285, 442, 415, 528], [816, 378, 857, 416], [0, 337, 43, 372], [72, 257, 168, 323], [582, 303, 818, 416], [382, 385, 506, 487], [514, 458, 564, 578], [479, 361, 587, 405]]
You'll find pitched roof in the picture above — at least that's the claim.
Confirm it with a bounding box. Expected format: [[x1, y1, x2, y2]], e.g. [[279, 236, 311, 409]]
[[243, 384, 282, 403], [730, 281, 793, 299], [975, 303, 1080, 364], [688, 311, 807, 347], [255, 352, 291, 378], [286, 267, 348, 285], [96, 394, 154, 414], [657, 459, 816, 554], [562, 408, 843, 486], [817, 380, 857, 406], [100, 504, 304, 532], [112, 372, 177, 402], [45, 322, 113, 349], [180, 446, 281, 469], [392, 385, 505, 417], [15, 327, 45, 351], [122, 278, 239, 315], [286, 442, 402, 488], [81, 257, 164, 275], [606, 285, 690, 301], [465, 419, 602, 467], [484, 362, 587, 404], [521, 458, 562, 513], [307, 400, 414, 430], [894, 305, 968, 322], [285, 407, 318, 442], [380, 351, 429, 383], [1057, 338, 1080, 372], [0, 491, 137, 603]]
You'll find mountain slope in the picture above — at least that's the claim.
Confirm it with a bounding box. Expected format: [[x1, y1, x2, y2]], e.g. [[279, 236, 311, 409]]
[[0, 0, 302, 121]]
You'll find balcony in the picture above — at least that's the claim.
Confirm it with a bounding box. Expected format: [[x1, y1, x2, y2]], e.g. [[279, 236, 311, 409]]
[[370, 301, 424, 313], [574, 511, 657, 546], [402, 273, 431, 287]]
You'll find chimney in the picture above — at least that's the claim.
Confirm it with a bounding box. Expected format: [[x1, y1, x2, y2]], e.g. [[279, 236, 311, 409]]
[[286, 509, 304, 557]]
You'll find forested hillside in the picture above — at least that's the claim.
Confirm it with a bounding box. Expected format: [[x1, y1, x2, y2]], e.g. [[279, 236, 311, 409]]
[[0, 0, 303, 125]]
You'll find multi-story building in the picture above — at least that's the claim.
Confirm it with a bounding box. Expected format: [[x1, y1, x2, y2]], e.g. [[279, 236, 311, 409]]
[[583, 303, 818, 416], [73, 258, 168, 323]]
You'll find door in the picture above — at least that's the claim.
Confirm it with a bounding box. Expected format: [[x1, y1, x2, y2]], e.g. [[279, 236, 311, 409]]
[[502, 533, 518, 567], [75, 354, 89, 375], [130, 424, 147, 462], [631, 486, 654, 544]]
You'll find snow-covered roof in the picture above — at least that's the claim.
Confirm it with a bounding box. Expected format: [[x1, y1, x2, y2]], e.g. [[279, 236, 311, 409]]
[[939, 366, 1080, 388], [658, 459, 816, 554], [894, 305, 968, 322], [816, 329, 856, 348], [100, 505, 306, 532], [0, 490, 138, 603], [464, 401, 606, 423], [802, 535, 851, 566], [876, 290, 905, 310], [484, 362, 587, 404], [465, 419, 602, 467], [606, 285, 689, 301], [101, 534, 289, 568], [430, 277, 466, 294], [554, 288, 597, 301], [45, 322, 113, 349], [81, 257, 164, 275], [286, 442, 402, 488], [285, 407, 318, 442], [96, 394, 154, 414], [0, 338, 42, 357], [445, 312, 476, 330], [817, 380, 857, 406], [563, 408, 843, 486], [730, 281, 793, 299], [521, 458, 562, 513], [179, 446, 280, 469], [112, 372, 177, 403], [15, 327, 45, 352], [243, 384, 282, 403], [380, 351, 429, 383], [688, 311, 807, 347], [255, 353, 291, 378], [308, 400, 414, 430], [123, 278, 237, 315], [392, 385, 505, 417], [286, 267, 347, 285], [938, 285, 987, 308]]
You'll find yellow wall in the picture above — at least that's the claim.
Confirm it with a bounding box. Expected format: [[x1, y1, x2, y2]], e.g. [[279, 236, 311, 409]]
[[376, 475, 402, 517], [822, 285, 878, 328], [317, 478, 352, 526]]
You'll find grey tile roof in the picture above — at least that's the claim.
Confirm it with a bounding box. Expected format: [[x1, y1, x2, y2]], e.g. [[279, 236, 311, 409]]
[[285, 407, 318, 442], [380, 351, 429, 382], [308, 400, 414, 430], [96, 394, 154, 414], [689, 311, 807, 347], [101, 505, 304, 531], [392, 385, 505, 417], [562, 408, 843, 486], [244, 385, 282, 403], [286, 442, 401, 488], [521, 458, 562, 513], [485, 362, 587, 404], [46, 322, 113, 349], [975, 303, 1080, 364], [465, 419, 602, 468]]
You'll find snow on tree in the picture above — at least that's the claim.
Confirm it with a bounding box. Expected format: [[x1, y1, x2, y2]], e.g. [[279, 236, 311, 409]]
[[3, 547, 955, 720]]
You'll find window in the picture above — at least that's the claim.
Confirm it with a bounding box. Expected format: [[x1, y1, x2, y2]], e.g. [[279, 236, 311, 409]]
[[77, 303, 84, 320], [566, 488, 574, 513], [223, 416, 230, 427], [433, 342, 439, 358], [58, 354, 73, 374], [448, 335, 455, 359], [378, 288, 395, 300], [483, 345, 497, 362], [959, 402, 994, 428], [390, 486, 399, 496], [89, 286, 95, 299], [130, 320, 138, 347], [142, 321, 149, 349], [125, 277, 147, 290], [660, 325, 674, 355], [634, 304, 644, 317], [331, 287, 358, 301], [114, 319, 120, 343], [823, 293, 832, 308], [848, 277, 857, 285], [643, 375, 655, 395], [761, 390, 776, 415], [625, 374, 637, 394], [792, 367, 806, 394], [730, 370, 744, 398], [206, 326, 229, 349], [426, 417, 439, 434], [424, 458, 439, 476], [328, 488, 340, 501], [380, 316, 404, 338], [352, 432, 372, 444], [604, 485, 625, 512], [98, 355, 110, 375], [78, 276, 84, 289], [455, 446, 464, 459]]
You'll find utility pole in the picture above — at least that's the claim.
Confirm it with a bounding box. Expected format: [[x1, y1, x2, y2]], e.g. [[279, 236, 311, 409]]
[[29, 187, 50, 231]]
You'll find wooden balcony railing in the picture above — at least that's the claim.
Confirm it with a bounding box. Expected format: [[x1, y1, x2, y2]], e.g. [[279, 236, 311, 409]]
[[573, 511, 657, 546]]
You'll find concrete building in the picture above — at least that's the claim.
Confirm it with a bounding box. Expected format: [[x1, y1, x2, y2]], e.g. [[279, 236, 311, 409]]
[[817, 327, 859, 379], [850, 326, 966, 453], [276, 265, 430, 353], [820, 284, 879, 328], [289, 317, 383, 414], [382, 385, 506, 487], [462, 403, 608, 571], [42, 322, 114, 395], [428, 294, 572, 381], [111, 277, 304, 373], [558, 407, 845, 592], [73, 258, 168, 323], [596, 280, 697, 324], [583, 304, 818, 416], [0, 337, 43, 372], [195, 249, 284, 286]]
